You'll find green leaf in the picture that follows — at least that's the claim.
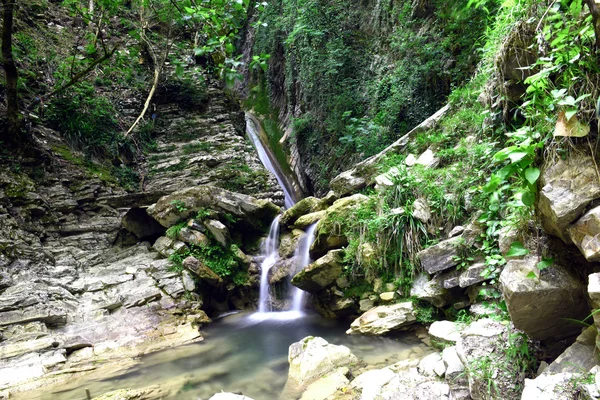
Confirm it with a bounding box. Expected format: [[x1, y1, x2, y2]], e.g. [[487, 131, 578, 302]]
[[506, 242, 530, 257], [508, 151, 528, 163], [521, 190, 535, 206], [524, 167, 540, 185], [536, 257, 554, 270], [565, 109, 577, 122], [526, 271, 538, 279]]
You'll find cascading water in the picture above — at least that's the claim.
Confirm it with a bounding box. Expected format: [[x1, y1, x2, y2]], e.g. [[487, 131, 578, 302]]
[[257, 216, 280, 313], [291, 223, 318, 312], [245, 114, 296, 208]]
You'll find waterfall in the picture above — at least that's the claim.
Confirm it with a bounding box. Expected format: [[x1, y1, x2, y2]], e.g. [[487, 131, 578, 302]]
[[245, 114, 296, 208], [257, 216, 280, 313], [291, 223, 318, 312]]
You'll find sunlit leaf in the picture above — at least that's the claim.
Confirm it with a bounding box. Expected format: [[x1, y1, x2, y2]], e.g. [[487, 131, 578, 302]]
[[506, 242, 530, 257]]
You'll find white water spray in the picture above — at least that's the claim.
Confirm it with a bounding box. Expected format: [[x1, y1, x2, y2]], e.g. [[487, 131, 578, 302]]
[[291, 223, 318, 312], [257, 216, 280, 313]]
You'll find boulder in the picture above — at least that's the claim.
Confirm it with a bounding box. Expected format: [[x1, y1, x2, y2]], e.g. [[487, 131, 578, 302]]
[[538, 155, 600, 242], [410, 273, 449, 307], [568, 206, 600, 261], [417, 237, 461, 274], [347, 302, 416, 335], [412, 198, 431, 223], [280, 197, 322, 226], [146, 185, 279, 229], [310, 194, 369, 258], [418, 352, 445, 377], [415, 149, 439, 168], [359, 298, 376, 312], [182, 256, 223, 286], [294, 211, 326, 230], [429, 321, 461, 347], [500, 257, 588, 340], [177, 227, 210, 247], [458, 262, 488, 288], [278, 229, 304, 259], [287, 336, 359, 387], [203, 219, 230, 247], [299, 367, 349, 400], [291, 250, 343, 293]]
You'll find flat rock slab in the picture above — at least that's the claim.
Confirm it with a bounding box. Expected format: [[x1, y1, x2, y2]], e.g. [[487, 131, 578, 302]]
[[347, 302, 416, 335], [428, 321, 461, 347]]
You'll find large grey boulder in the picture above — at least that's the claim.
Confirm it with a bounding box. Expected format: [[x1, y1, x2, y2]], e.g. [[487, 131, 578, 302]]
[[410, 274, 450, 307], [417, 237, 461, 274], [568, 206, 600, 261], [346, 302, 416, 335], [310, 194, 369, 258], [287, 336, 359, 387], [291, 250, 344, 293], [146, 185, 279, 229], [500, 257, 588, 340], [538, 154, 600, 242]]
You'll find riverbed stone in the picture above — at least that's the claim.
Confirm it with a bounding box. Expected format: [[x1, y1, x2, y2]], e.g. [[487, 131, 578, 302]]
[[568, 206, 600, 261], [291, 250, 343, 293], [429, 321, 461, 347], [347, 301, 416, 335], [287, 336, 359, 387], [538, 154, 600, 242], [500, 257, 588, 340]]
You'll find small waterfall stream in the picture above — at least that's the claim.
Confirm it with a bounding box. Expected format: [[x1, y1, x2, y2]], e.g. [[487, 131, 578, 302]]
[[246, 113, 314, 317]]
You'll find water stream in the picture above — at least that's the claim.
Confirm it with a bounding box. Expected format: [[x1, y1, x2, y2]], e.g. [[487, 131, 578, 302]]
[[257, 216, 280, 313], [290, 224, 317, 312]]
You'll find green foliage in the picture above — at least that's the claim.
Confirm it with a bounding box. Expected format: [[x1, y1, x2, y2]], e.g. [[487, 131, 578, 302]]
[[414, 300, 439, 324], [46, 83, 121, 158], [170, 200, 188, 213], [166, 222, 187, 239], [169, 242, 243, 279], [195, 208, 212, 221]]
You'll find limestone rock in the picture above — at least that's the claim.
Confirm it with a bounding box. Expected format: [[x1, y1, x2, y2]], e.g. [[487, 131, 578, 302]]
[[521, 373, 577, 400], [429, 321, 461, 347], [300, 367, 349, 400], [458, 262, 488, 288], [146, 185, 279, 229], [181, 270, 196, 292], [442, 346, 465, 381], [412, 198, 431, 223], [347, 302, 416, 335], [291, 250, 343, 293], [329, 170, 368, 197], [543, 326, 599, 375], [280, 197, 322, 226], [177, 227, 210, 247], [203, 219, 230, 247], [278, 229, 304, 259], [121, 208, 166, 240], [589, 272, 600, 309], [359, 298, 376, 312], [417, 237, 461, 274], [183, 256, 223, 286], [500, 257, 588, 340], [538, 155, 600, 242], [418, 352, 445, 377], [294, 211, 326, 230], [415, 149, 439, 168], [92, 386, 169, 400], [379, 292, 397, 302], [568, 206, 600, 261], [152, 236, 188, 258], [288, 336, 359, 387], [410, 273, 449, 308], [310, 194, 369, 258]]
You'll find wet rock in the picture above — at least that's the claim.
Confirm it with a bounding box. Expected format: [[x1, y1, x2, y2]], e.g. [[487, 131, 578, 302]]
[[500, 257, 588, 340], [568, 206, 600, 261], [287, 336, 359, 387], [347, 302, 416, 335], [280, 197, 322, 226], [291, 250, 343, 293], [146, 185, 279, 229], [538, 154, 600, 242], [294, 211, 326, 230], [417, 237, 461, 274], [310, 194, 369, 258], [278, 229, 304, 259], [300, 367, 349, 400], [203, 219, 230, 247]]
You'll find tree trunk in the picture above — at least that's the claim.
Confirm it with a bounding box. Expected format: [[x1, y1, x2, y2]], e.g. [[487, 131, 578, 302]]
[[1, 0, 19, 143], [585, 0, 600, 49]]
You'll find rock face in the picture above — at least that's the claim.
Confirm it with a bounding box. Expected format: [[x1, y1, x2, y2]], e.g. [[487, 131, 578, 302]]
[[346, 302, 416, 335], [287, 336, 359, 387], [538, 154, 600, 242], [146, 185, 280, 229], [291, 250, 343, 293], [499, 257, 588, 340]]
